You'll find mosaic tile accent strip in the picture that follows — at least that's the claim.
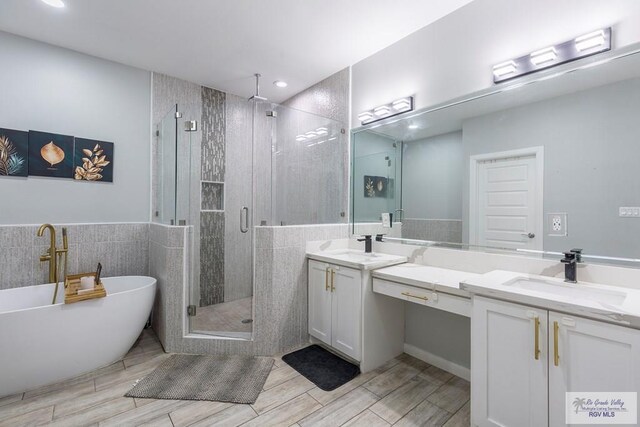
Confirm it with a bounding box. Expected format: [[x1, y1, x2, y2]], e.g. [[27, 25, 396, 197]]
[[201, 182, 224, 211], [201, 87, 226, 183], [200, 211, 225, 306]]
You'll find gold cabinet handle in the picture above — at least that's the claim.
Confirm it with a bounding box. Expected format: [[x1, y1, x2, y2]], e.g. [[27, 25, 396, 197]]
[[331, 269, 336, 292], [325, 268, 330, 291], [553, 321, 560, 366], [401, 292, 428, 301], [534, 317, 540, 360]]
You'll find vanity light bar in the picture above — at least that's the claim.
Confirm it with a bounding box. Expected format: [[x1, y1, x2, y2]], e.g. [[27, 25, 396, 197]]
[[358, 96, 414, 125], [493, 27, 611, 84]]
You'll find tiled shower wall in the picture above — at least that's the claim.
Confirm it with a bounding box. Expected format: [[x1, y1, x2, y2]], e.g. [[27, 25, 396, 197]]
[[151, 73, 229, 308], [150, 222, 349, 356], [0, 223, 149, 290], [402, 219, 463, 243]]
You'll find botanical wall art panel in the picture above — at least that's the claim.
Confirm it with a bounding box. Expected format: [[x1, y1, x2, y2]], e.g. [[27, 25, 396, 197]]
[[28, 130, 74, 178], [0, 128, 28, 177], [364, 175, 389, 198], [73, 138, 114, 182]]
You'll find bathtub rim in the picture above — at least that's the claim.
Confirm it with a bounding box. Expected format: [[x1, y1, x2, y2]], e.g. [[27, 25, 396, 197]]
[[0, 275, 157, 315]]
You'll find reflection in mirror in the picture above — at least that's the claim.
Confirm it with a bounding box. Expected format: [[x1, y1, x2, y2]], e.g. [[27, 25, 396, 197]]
[[352, 47, 640, 264]]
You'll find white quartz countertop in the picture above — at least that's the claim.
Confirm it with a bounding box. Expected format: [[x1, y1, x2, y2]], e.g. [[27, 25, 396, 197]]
[[306, 249, 407, 270], [461, 270, 640, 329], [372, 264, 478, 298]]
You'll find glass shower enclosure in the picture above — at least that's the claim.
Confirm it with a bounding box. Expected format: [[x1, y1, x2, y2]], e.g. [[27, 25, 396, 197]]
[[155, 96, 345, 340]]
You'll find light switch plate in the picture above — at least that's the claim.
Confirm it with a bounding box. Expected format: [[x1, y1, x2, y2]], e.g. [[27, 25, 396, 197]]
[[619, 207, 640, 217], [548, 213, 568, 236]]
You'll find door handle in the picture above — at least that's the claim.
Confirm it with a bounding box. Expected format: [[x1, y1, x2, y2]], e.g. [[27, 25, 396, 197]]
[[521, 232, 535, 238], [330, 269, 336, 292], [553, 321, 560, 366], [240, 207, 249, 233], [534, 316, 540, 360], [325, 268, 330, 291]]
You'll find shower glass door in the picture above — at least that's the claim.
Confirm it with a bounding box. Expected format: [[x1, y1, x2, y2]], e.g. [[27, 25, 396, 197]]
[[188, 95, 255, 339]]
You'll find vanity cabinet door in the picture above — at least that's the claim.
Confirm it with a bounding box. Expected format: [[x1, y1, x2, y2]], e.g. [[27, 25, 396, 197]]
[[548, 312, 640, 427], [472, 296, 548, 427], [308, 260, 332, 345], [331, 265, 362, 361]]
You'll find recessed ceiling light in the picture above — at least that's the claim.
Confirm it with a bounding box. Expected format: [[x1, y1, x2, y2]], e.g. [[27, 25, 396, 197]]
[[41, 0, 65, 7], [273, 80, 288, 88], [408, 124, 419, 129]]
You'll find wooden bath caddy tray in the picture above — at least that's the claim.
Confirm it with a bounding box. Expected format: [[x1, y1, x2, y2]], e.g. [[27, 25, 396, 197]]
[[64, 272, 106, 304]]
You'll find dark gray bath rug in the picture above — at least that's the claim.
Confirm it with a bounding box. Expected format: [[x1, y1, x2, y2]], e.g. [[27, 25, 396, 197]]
[[282, 345, 360, 391], [125, 354, 274, 404]]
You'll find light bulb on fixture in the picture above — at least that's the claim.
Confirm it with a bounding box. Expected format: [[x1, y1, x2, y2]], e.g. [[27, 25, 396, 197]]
[[530, 47, 557, 66], [392, 98, 412, 111], [575, 30, 606, 52], [273, 80, 288, 88], [374, 106, 391, 117], [357, 112, 374, 122], [41, 0, 65, 7], [493, 60, 517, 77]]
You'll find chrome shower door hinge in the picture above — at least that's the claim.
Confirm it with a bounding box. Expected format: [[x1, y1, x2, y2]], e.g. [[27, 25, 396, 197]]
[[187, 305, 196, 316], [184, 120, 198, 132]]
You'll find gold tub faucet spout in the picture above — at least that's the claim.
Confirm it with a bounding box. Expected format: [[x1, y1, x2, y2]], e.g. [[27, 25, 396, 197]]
[[37, 224, 68, 304]]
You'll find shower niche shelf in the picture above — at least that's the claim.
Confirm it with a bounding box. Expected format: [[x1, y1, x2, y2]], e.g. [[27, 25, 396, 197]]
[[201, 181, 224, 212]]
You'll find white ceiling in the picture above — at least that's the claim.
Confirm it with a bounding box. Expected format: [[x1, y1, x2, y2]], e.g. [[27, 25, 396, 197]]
[[0, 0, 474, 102]]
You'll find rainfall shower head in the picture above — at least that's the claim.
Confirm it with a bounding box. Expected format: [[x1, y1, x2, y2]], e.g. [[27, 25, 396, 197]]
[[248, 73, 268, 101]]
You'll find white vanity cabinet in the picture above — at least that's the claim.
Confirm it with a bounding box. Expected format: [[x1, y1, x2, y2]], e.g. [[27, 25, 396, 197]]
[[548, 311, 640, 427], [308, 259, 362, 360], [472, 296, 640, 427], [471, 297, 548, 427]]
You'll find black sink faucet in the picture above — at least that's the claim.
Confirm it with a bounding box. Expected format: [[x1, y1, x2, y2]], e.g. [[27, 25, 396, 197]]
[[357, 235, 373, 253], [561, 249, 582, 283]]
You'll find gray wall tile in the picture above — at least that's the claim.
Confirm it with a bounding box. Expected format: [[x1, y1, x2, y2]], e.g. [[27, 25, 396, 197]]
[[0, 223, 149, 290]]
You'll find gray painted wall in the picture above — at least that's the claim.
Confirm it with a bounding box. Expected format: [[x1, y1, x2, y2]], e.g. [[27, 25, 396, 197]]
[[0, 32, 151, 225], [405, 304, 470, 369], [403, 131, 463, 220], [462, 78, 640, 258]]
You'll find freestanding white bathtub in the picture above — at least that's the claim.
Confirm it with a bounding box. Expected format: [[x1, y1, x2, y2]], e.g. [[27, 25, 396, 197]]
[[0, 276, 157, 398]]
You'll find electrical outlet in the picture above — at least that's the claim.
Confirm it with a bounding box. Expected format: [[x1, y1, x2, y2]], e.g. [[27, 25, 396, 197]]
[[548, 213, 568, 236], [619, 207, 640, 217]]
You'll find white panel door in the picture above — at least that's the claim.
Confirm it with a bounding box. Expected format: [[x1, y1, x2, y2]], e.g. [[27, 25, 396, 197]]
[[475, 155, 541, 250], [308, 260, 332, 345], [472, 296, 548, 427], [331, 266, 362, 361], [548, 312, 640, 427]]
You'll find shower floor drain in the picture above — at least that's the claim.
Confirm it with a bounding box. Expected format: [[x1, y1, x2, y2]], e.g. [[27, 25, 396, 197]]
[[241, 319, 253, 324]]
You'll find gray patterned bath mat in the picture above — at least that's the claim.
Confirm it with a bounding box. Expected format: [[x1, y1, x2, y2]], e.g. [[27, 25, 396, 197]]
[[125, 354, 274, 404]]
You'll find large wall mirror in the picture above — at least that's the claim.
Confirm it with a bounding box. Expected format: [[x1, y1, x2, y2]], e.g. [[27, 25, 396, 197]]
[[351, 45, 640, 266]]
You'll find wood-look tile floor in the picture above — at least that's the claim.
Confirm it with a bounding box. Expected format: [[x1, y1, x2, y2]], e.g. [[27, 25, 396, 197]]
[[0, 329, 470, 427]]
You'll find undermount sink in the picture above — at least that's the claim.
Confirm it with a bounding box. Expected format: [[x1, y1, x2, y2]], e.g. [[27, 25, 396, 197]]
[[504, 277, 628, 306], [306, 249, 407, 270]]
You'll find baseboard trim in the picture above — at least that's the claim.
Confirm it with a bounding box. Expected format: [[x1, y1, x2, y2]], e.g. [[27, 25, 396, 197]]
[[404, 343, 470, 381]]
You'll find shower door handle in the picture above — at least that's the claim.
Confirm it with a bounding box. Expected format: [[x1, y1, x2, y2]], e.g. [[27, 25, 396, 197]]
[[240, 207, 249, 233]]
